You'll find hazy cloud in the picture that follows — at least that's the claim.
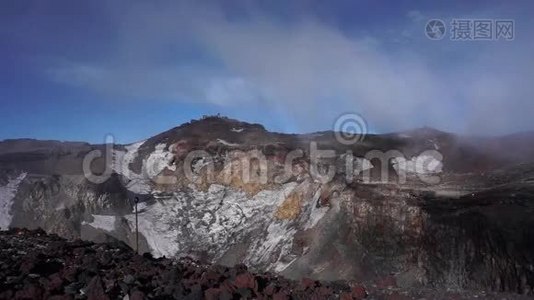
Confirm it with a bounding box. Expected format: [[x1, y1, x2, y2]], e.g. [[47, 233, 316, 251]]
[[46, 1, 534, 134]]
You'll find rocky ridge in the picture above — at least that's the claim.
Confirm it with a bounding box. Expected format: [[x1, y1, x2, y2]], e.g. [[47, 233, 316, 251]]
[[1, 229, 530, 300], [1, 116, 534, 295]]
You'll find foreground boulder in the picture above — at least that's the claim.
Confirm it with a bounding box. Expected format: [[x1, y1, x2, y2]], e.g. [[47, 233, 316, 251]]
[[0, 229, 530, 299]]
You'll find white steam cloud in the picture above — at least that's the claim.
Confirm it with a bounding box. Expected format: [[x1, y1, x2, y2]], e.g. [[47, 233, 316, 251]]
[[48, 2, 534, 134]]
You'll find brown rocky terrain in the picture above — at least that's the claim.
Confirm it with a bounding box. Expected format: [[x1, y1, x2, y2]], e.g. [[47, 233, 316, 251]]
[[1, 229, 530, 300], [2, 116, 534, 297]]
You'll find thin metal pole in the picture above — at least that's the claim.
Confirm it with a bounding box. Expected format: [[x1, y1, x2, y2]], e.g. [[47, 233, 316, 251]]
[[135, 197, 139, 254]]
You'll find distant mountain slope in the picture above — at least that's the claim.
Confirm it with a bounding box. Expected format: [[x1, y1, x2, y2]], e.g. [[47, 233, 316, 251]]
[[1, 116, 534, 294]]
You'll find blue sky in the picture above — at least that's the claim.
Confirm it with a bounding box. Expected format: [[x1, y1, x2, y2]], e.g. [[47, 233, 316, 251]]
[[1, 0, 533, 143]]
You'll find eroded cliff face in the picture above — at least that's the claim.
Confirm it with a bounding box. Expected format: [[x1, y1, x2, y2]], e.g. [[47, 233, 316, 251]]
[[1, 117, 534, 294], [419, 186, 534, 294]]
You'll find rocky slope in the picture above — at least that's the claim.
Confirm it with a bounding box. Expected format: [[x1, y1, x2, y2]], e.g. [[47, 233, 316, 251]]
[[1, 116, 534, 295], [1, 229, 530, 300]]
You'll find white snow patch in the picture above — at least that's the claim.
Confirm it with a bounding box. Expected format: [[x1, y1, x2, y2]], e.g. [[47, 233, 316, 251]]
[[112, 141, 155, 195], [126, 181, 300, 266], [113, 140, 145, 179], [217, 139, 240, 147], [231, 127, 244, 133], [144, 143, 176, 178], [125, 178, 152, 194], [0, 173, 26, 230], [259, 221, 296, 272], [84, 215, 116, 232], [393, 154, 443, 174], [243, 183, 299, 270], [275, 256, 298, 273], [304, 188, 329, 229], [355, 158, 373, 173], [192, 157, 213, 177], [124, 201, 180, 258], [133, 201, 148, 212], [115, 142, 176, 194]]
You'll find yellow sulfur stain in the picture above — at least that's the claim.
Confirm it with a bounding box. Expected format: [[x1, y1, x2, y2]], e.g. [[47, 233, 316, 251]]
[[274, 192, 303, 220]]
